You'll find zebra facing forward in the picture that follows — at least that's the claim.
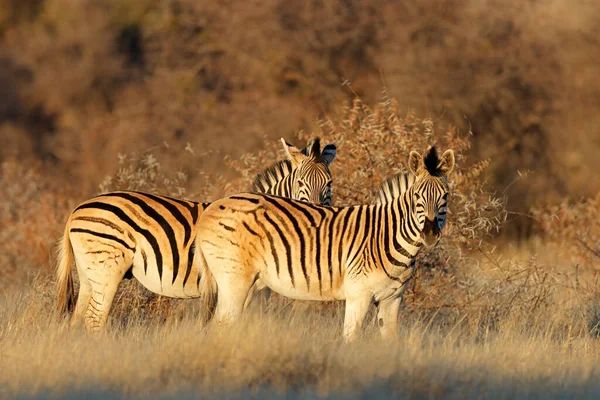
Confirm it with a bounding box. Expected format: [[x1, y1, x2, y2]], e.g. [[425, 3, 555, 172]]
[[56, 138, 337, 332], [197, 146, 454, 342]]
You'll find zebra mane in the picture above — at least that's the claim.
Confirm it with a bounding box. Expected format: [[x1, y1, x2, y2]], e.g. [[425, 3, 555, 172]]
[[251, 146, 310, 193], [374, 172, 416, 205], [423, 146, 442, 176]]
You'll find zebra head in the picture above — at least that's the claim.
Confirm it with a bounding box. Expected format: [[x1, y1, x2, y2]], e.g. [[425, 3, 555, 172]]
[[407, 146, 455, 246], [282, 137, 337, 205]]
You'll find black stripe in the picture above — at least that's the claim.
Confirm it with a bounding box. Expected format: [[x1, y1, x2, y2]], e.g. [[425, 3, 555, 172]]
[[390, 201, 413, 258], [305, 202, 329, 220], [229, 195, 260, 204], [183, 240, 196, 288], [345, 206, 364, 268], [141, 249, 148, 274], [219, 222, 235, 232], [242, 221, 260, 237], [378, 204, 403, 282], [327, 213, 336, 288], [286, 200, 317, 227], [256, 215, 280, 276], [134, 191, 199, 213], [192, 203, 204, 224], [73, 216, 124, 234], [105, 192, 180, 284], [338, 207, 355, 277], [75, 202, 164, 281], [347, 206, 370, 269], [314, 216, 322, 295], [126, 192, 193, 247], [371, 204, 382, 272], [70, 228, 134, 251], [262, 198, 296, 286], [402, 192, 418, 239]]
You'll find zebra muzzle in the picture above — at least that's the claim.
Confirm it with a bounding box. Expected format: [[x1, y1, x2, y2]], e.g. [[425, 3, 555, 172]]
[[421, 217, 440, 246]]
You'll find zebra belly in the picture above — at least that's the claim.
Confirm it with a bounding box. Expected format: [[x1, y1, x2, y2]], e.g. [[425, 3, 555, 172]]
[[131, 259, 202, 299], [259, 270, 342, 301]]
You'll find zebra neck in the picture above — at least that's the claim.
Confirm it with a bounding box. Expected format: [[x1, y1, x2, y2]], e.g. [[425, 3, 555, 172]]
[[266, 171, 293, 197], [399, 187, 423, 251], [374, 192, 423, 279], [253, 160, 294, 194]]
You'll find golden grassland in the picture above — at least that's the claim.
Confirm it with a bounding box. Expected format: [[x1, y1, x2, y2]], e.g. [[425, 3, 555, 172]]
[[2, 236, 600, 399], [2, 256, 600, 400]]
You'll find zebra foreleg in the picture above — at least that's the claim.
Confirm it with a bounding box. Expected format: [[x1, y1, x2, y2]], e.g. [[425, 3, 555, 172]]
[[242, 278, 270, 314], [343, 295, 372, 343], [214, 273, 256, 325], [376, 297, 401, 340]]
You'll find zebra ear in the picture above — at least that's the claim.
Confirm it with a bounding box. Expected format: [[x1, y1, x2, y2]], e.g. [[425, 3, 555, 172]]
[[438, 149, 455, 176], [408, 151, 423, 176], [281, 138, 307, 166], [321, 144, 337, 165]]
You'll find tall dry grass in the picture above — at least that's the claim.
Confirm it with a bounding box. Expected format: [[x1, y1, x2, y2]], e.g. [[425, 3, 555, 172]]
[[1, 274, 600, 399]]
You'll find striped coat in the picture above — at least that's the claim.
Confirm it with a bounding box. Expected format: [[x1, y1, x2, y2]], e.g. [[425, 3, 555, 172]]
[[56, 138, 337, 331], [196, 147, 454, 341]]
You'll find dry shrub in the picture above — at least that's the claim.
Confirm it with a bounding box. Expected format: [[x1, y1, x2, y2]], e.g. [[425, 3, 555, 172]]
[[226, 91, 510, 320], [0, 161, 73, 290], [2, 0, 600, 229], [230, 92, 505, 258], [534, 194, 600, 266]]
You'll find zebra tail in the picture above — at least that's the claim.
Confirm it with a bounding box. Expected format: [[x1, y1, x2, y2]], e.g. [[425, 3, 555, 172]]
[[197, 248, 218, 323], [56, 225, 76, 317]]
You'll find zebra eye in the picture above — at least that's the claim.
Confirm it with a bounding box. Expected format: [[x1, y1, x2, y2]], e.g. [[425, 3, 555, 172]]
[[297, 180, 305, 187]]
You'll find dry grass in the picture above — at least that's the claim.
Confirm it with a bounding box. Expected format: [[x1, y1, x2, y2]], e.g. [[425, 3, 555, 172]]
[[2, 272, 600, 400]]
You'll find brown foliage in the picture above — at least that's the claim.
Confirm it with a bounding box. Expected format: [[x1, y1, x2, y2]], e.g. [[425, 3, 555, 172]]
[[1, 0, 599, 221]]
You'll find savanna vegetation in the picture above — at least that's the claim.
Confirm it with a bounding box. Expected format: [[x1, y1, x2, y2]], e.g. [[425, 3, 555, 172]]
[[1, 0, 600, 398]]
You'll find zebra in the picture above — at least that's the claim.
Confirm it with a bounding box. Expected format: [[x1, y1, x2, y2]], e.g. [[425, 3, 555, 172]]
[[56, 137, 337, 332], [196, 146, 454, 342], [374, 171, 416, 205]]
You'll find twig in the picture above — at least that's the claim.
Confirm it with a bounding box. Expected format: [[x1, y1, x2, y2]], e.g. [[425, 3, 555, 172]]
[[577, 238, 600, 259]]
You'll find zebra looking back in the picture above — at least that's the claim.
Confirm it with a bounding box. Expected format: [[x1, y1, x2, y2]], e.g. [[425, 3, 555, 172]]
[[56, 137, 337, 332], [197, 146, 454, 342]]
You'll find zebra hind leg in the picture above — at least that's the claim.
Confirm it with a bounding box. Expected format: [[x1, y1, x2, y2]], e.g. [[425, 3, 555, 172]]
[[70, 260, 92, 328], [82, 252, 130, 333], [84, 273, 123, 333]]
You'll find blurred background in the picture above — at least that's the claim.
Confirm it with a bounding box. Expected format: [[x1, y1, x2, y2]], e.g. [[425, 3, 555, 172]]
[[1, 0, 599, 284]]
